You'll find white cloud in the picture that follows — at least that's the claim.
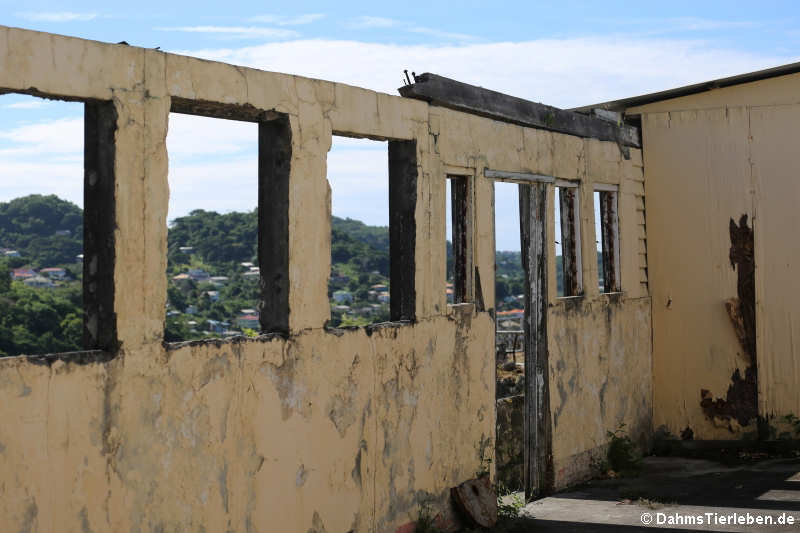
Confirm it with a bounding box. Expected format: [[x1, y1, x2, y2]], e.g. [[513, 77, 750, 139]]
[[166, 159, 258, 220], [406, 26, 477, 43], [156, 26, 299, 40], [167, 114, 256, 159], [183, 37, 795, 108], [328, 138, 389, 225], [0, 117, 83, 156], [347, 16, 476, 42], [4, 100, 49, 110], [17, 11, 97, 22], [612, 16, 760, 33], [0, 160, 83, 206], [0, 115, 84, 206], [250, 14, 325, 26], [349, 16, 400, 29]]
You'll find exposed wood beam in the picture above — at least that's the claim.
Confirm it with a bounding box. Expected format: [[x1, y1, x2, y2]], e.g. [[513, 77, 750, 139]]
[[399, 73, 640, 148]]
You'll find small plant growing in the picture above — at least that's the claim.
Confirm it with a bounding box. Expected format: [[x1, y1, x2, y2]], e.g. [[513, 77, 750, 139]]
[[241, 327, 259, 338], [606, 423, 642, 476], [781, 413, 800, 438], [476, 444, 493, 478], [495, 482, 524, 519], [415, 501, 445, 533]]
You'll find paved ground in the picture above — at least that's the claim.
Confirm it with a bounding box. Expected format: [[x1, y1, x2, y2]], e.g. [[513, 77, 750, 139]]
[[486, 456, 800, 532]]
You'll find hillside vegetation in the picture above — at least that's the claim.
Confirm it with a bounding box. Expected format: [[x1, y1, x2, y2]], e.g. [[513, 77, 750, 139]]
[[0, 195, 534, 355]]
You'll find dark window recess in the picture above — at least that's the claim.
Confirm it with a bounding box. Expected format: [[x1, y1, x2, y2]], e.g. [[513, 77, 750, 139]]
[[388, 139, 418, 322], [554, 184, 581, 297], [447, 175, 470, 304], [258, 116, 292, 334], [84, 100, 118, 350]]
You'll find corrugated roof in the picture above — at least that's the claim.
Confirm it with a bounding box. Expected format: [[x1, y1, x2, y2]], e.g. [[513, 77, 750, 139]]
[[571, 60, 800, 114]]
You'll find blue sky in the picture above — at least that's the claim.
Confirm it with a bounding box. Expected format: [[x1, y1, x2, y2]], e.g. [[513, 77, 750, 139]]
[[2, 2, 799, 249]]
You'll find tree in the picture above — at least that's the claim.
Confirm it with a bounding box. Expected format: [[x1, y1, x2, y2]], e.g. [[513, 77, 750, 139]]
[[0, 259, 10, 293], [164, 316, 190, 342], [167, 285, 187, 312], [495, 279, 510, 301]]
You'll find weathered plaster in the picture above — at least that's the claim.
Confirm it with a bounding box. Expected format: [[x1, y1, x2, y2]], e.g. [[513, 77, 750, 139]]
[[0, 25, 652, 531]]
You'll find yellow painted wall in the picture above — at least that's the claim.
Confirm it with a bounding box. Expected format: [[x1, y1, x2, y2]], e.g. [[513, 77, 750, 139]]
[[0, 26, 651, 531], [630, 72, 800, 439]]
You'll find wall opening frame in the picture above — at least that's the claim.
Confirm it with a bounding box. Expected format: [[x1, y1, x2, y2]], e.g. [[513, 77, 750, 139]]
[[168, 98, 292, 336], [554, 179, 582, 297], [594, 183, 621, 294], [446, 173, 474, 305], [328, 133, 418, 324], [484, 167, 554, 500], [0, 90, 118, 356]]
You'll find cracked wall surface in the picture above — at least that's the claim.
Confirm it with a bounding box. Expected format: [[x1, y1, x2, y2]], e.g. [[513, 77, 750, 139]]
[[0, 26, 651, 531]]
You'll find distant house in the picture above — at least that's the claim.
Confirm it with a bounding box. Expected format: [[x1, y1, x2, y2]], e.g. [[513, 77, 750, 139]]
[[496, 309, 524, 320], [240, 308, 258, 315], [187, 269, 210, 282], [371, 284, 388, 293], [330, 272, 350, 284], [236, 314, 260, 330], [40, 267, 67, 280], [23, 275, 54, 288], [205, 320, 229, 334], [2, 249, 20, 258], [178, 246, 194, 253], [377, 293, 390, 304], [185, 305, 198, 315], [332, 305, 351, 313], [242, 270, 259, 281], [171, 273, 191, 286], [54, 229, 72, 236], [210, 276, 229, 287], [206, 290, 220, 302], [240, 262, 254, 269], [333, 290, 353, 304], [11, 268, 36, 281]]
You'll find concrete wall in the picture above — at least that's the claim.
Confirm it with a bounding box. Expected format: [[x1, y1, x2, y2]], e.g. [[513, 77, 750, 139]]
[[545, 142, 652, 487], [0, 26, 651, 531], [630, 72, 800, 439]]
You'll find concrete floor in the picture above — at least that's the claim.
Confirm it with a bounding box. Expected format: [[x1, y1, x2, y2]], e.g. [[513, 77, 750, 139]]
[[489, 456, 800, 532]]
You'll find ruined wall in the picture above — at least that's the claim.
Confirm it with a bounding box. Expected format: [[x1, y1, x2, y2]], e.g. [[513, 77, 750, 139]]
[[0, 26, 651, 531], [0, 26, 494, 533], [545, 142, 652, 488], [630, 72, 800, 439], [431, 107, 652, 489]]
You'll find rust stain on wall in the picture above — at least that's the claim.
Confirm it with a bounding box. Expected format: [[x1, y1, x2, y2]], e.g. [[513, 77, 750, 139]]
[[700, 215, 757, 429]]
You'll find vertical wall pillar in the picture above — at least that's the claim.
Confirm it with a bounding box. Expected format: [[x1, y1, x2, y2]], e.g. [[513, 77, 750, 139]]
[[258, 116, 292, 334], [388, 140, 418, 322], [559, 187, 579, 296], [83, 100, 118, 351], [520, 182, 553, 499]]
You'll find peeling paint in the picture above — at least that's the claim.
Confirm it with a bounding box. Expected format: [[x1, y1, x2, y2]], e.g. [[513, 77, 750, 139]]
[[700, 215, 757, 430], [327, 354, 360, 437], [0, 26, 641, 533]]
